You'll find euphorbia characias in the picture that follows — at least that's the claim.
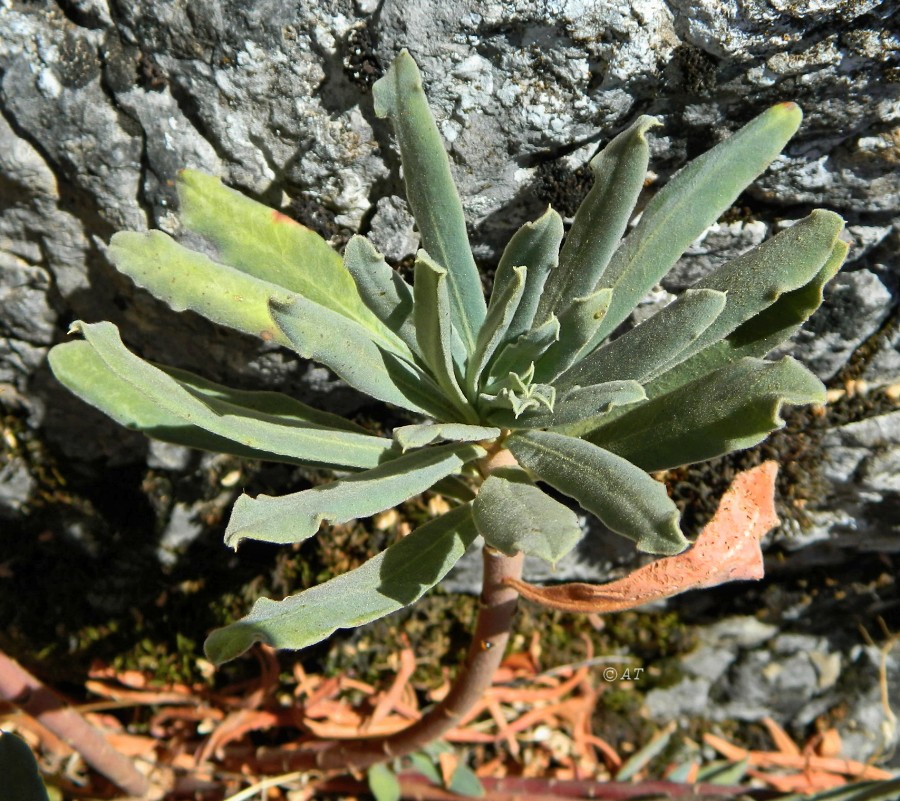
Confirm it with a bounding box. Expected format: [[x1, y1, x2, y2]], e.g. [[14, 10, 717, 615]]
[[49, 48, 846, 770]]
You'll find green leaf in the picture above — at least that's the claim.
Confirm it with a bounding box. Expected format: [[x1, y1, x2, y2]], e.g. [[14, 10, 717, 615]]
[[225, 442, 485, 547], [637, 240, 847, 405], [586, 356, 826, 471], [373, 49, 486, 352], [725, 239, 847, 355], [448, 764, 485, 798], [533, 288, 612, 381], [562, 238, 847, 437], [204, 504, 478, 663], [413, 251, 476, 419], [556, 288, 727, 389], [479, 367, 556, 420], [343, 235, 422, 359], [507, 431, 687, 555], [269, 295, 459, 420], [393, 423, 500, 451], [587, 103, 804, 349], [496, 207, 564, 341], [108, 230, 294, 347], [485, 315, 560, 389], [489, 380, 645, 429], [669, 210, 846, 365], [431, 475, 477, 502], [0, 731, 50, 801], [466, 265, 526, 394], [615, 724, 675, 781], [536, 116, 660, 324], [50, 324, 394, 470], [176, 169, 386, 334], [473, 467, 583, 566], [695, 759, 749, 785], [367, 763, 401, 801], [162, 364, 370, 434], [409, 752, 443, 785]]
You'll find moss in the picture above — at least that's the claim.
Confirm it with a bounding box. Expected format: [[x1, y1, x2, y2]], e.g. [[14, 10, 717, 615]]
[[343, 24, 383, 91], [533, 160, 593, 218], [671, 45, 718, 95]]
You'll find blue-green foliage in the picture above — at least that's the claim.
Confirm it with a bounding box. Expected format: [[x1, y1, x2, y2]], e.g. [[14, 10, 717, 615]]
[[49, 50, 847, 665]]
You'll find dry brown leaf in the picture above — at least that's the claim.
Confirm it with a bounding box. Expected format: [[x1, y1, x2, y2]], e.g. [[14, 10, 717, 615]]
[[505, 461, 780, 613]]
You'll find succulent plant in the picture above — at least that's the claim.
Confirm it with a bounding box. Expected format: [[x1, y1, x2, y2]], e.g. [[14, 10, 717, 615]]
[[48, 49, 847, 671]]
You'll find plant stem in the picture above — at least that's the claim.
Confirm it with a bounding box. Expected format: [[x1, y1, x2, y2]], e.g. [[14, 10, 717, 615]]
[[0, 650, 149, 796], [314, 546, 524, 772]]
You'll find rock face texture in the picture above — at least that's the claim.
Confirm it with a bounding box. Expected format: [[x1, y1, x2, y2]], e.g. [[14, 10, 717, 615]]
[[1, 0, 899, 763]]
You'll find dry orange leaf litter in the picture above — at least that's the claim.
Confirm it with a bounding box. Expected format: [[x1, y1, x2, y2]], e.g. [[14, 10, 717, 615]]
[[505, 461, 780, 613]]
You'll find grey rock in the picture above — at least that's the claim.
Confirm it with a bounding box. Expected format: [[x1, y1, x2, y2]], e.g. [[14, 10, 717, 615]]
[[146, 440, 193, 472], [786, 270, 893, 380], [645, 677, 712, 720], [157, 502, 204, 567], [367, 196, 419, 263], [700, 615, 779, 650], [863, 320, 900, 387], [0, 458, 35, 518], [838, 645, 900, 763]]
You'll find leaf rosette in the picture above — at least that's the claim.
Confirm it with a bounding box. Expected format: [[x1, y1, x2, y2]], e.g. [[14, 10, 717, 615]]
[[48, 49, 846, 665]]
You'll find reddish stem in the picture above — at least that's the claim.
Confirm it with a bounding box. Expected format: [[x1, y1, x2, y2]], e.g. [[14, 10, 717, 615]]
[[316, 774, 772, 800], [0, 650, 149, 796], [251, 546, 523, 773], [315, 547, 524, 771]]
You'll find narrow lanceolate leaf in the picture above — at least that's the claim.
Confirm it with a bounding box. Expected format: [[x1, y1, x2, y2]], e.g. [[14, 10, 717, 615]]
[[53, 324, 394, 470], [473, 467, 583, 566], [393, 423, 500, 451], [586, 356, 825, 472], [533, 288, 612, 381], [556, 289, 727, 389], [639, 240, 847, 404], [508, 462, 778, 611], [163, 364, 370, 433], [176, 170, 388, 336], [270, 295, 458, 421], [49, 343, 350, 464], [485, 315, 560, 390], [414, 251, 476, 418], [488, 380, 645, 429], [508, 431, 687, 555], [536, 116, 660, 324], [373, 49, 486, 352], [204, 503, 478, 663], [715, 238, 848, 364], [343, 235, 422, 358], [562, 239, 847, 437], [497, 207, 564, 340], [466, 265, 526, 394], [587, 103, 804, 350], [672, 210, 846, 364], [225, 442, 484, 547], [108, 230, 293, 346]]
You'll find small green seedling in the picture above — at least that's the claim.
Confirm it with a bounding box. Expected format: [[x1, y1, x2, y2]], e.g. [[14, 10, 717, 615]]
[[49, 48, 845, 769]]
